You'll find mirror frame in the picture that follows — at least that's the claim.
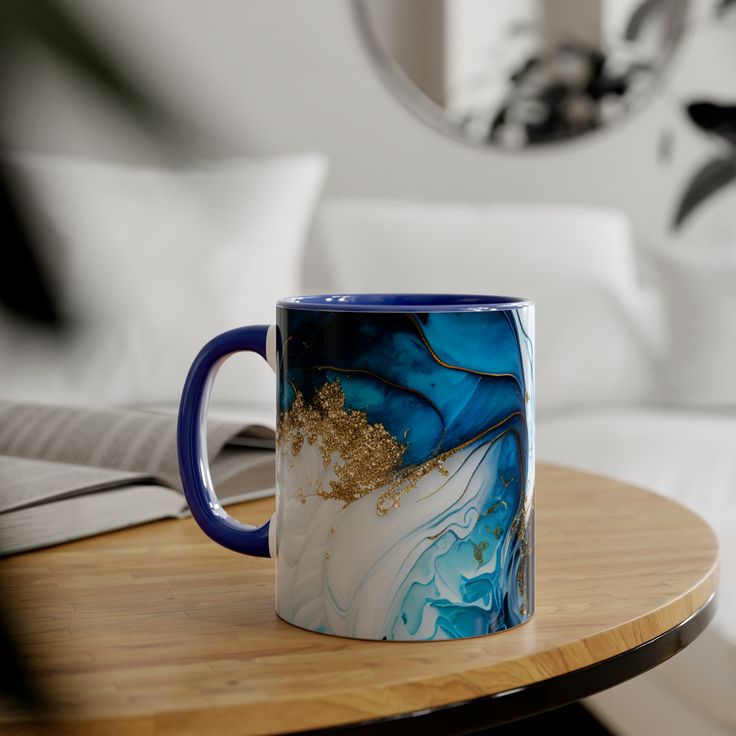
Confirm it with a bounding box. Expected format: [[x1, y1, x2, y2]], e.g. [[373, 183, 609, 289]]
[[351, 0, 689, 152]]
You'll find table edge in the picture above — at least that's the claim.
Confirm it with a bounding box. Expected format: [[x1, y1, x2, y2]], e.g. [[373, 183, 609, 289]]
[[293, 591, 718, 735]]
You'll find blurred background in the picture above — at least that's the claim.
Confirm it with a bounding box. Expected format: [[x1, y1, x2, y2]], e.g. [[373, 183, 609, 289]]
[[4, 0, 736, 235], [1, 1, 735, 734]]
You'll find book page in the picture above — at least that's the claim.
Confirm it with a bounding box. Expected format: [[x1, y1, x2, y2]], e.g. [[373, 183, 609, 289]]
[[0, 402, 252, 490], [211, 447, 275, 497], [0, 484, 184, 556], [138, 401, 276, 449], [0, 455, 150, 513]]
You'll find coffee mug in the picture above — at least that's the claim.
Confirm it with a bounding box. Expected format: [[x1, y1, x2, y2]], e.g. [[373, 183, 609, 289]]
[[178, 294, 535, 641]]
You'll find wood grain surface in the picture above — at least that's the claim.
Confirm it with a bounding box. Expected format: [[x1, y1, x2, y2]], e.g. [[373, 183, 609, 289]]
[[0, 464, 719, 735]]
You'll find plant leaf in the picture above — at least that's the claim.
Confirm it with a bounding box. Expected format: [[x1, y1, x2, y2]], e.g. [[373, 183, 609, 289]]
[[625, 0, 688, 46], [625, 0, 666, 40], [0, 0, 168, 132], [672, 156, 736, 229], [0, 165, 63, 326], [716, 0, 736, 17], [658, 128, 675, 163], [0, 0, 180, 327], [687, 101, 736, 144]]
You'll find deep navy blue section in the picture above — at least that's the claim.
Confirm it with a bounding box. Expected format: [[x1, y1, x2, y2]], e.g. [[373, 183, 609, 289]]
[[178, 326, 271, 557], [279, 294, 531, 312]]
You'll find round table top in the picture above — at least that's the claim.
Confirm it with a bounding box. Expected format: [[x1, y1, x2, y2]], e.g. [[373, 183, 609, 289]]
[[1, 464, 718, 735]]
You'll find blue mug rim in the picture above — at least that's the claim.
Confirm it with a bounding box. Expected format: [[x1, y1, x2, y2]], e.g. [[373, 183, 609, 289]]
[[278, 294, 533, 313]]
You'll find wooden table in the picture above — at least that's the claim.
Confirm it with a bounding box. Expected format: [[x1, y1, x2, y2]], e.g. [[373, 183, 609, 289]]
[[0, 464, 718, 735]]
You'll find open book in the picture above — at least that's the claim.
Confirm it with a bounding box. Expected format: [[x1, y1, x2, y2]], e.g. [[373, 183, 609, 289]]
[[0, 402, 276, 556]]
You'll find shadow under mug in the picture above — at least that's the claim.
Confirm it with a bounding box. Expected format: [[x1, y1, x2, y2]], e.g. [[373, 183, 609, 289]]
[[178, 294, 535, 641]]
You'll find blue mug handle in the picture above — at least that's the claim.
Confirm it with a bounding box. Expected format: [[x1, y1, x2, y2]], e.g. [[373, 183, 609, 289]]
[[177, 325, 274, 558]]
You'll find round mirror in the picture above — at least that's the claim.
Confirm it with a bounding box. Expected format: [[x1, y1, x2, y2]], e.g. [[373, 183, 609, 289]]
[[354, 0, 689, 149]]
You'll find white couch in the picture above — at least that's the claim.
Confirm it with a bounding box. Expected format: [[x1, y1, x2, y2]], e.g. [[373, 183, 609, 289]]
[[305, 198, 736, 736]]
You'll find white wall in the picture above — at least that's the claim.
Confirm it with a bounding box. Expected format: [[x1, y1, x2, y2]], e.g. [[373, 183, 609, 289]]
[[3, 0, 736, 245]]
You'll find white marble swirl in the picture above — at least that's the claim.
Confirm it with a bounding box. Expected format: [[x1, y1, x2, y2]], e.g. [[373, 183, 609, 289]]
[[274, 434, 520, 640]]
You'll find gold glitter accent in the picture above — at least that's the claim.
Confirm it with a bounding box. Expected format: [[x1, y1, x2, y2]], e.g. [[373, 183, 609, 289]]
[[483, 500, 508, 516], [510, 497, 533, 616], [277, 380, 464, 516], [278, 378, 527, 526], [324, 551, 331, 560], [314, 365, 446, 430], [425, 523, 454, 542], [291, 434, 303, 456], [525, 389, 530, 403], [477, 476, 532, 617], [375, 456, 459, 514], [378, 415, 525, 512], [472, 540, 489, 566]]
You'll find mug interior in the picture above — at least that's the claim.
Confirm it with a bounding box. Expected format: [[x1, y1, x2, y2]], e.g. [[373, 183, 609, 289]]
[[278, 294, 532, 312]]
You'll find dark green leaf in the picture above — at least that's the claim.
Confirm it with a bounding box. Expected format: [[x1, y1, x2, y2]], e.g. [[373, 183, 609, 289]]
[[672, 156, 736, 229]]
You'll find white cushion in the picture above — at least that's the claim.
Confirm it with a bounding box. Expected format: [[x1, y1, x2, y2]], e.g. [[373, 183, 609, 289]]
[[2, 152, 327, 406], [304, 198, 658, 412], [652, 241, 736, 408]]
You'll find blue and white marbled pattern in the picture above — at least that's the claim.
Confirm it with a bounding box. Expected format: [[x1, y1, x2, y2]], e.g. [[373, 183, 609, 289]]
[[274, 307, 534, 640]]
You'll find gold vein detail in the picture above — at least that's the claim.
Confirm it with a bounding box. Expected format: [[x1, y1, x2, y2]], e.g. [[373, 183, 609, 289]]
[[314, 365, 446, 433], [407, 314, 524, 391], [510, 500, 533, 617], [277, 380, 451, 516]]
